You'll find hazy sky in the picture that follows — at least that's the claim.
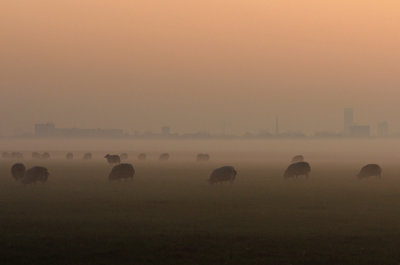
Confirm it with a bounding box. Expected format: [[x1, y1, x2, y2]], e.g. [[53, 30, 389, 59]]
[[1, 0, 400, 135]]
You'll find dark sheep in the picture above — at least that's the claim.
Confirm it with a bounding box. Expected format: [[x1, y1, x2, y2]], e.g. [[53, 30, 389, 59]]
[[197, 153, 210, 162], [291, 155, 304, 163], [66, 152, 73, 160], [83, 153, 92, 160], [32, 152, 41, 159], [10, 164, 49, 184], [159, 153, 170, 161], [357, 164, 382, 179], [21, 166, 49, 184], [105, 154, 121, 165], [209, 166, 237, 184], [109, 163, 135, 181], [11, 163, 26, 181], [284, 162, 311, 179], [138, 153, 147, 161], [120, 153, 129, 160]]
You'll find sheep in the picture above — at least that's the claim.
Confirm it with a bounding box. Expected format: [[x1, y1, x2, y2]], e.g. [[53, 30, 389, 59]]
[[32, 152, 41, 159], [196, 153, 210, 162], [10, 164, 49, 184], [109, 163, 135, 181], [209, 166, 237, 184], [2, 152, 11, 159], [284, 162, 311, 179], [291, 155, 304, 163], [104, 154, 121, 165], [120, 153, 129, 160], [11, 152, 24, 159], [138, 153, 147, 161], [22, 166, 49, 184], [159, 153, 170, 161], [66, 152, 73, 160], [357, 164, 382, 179], [11, 163, 26, 181], [83, 153, 92, 160], [41, 152, 51, 159]]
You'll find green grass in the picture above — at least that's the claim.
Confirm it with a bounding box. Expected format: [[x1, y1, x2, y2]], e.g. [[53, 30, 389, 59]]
[[1, 159, 400, 264]]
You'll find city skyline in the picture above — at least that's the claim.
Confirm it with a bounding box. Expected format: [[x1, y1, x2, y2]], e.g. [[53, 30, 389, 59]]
[[1, 108, 391, 139]]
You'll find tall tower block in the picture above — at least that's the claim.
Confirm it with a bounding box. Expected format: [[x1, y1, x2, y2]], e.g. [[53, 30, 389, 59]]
[[275, 116, 279, 135], [344, 108, 354, 134]]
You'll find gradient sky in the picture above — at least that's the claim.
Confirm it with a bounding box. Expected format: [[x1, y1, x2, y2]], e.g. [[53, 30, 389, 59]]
[[1, 0, 400, 135]]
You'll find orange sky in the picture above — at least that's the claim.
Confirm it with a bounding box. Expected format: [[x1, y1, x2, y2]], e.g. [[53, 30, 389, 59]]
[[1, 0, 400, 135]]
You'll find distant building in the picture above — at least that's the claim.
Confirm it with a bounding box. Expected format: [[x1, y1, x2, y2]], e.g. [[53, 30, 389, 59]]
[[35, 123, 56, 137], [34, 123, 123, 138], [343, 108, 370, 137], [348, 125, 370, 137], [314, 131, 341, 138], [161, 126, 171, 136], [344, 108, 354, 134], [377, 121, 389, 137]]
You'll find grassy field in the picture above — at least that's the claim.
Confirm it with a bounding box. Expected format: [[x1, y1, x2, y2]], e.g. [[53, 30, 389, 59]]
[[2, 154, 400, 264]]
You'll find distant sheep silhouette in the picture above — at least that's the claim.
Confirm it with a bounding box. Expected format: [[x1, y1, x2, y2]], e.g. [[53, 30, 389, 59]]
[[66, 152, 73, 160], [196, 153, 210, 162], [105, 154, 120, 165], [291, 155, 304, 163], [41, 152, 51, 159], [32, 152, 41, 159], [138, 153, 147, 160], [357, 164, 382, 179], [10, 164, 49, 184], [120, 153, 129, 160], [11, 152, 24, 159], [209, 166, 237, 184], [109, 163, 135, 181], [159, 153, 170, 161], [83, 153, 92, 160], [284, 162, 311, 179]]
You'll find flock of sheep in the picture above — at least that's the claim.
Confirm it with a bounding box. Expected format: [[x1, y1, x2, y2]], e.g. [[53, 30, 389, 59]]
[[4, 151, 382, 185]]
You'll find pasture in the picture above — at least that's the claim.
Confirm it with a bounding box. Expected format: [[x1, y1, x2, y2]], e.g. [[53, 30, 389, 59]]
[[1, 139, 400, 264]]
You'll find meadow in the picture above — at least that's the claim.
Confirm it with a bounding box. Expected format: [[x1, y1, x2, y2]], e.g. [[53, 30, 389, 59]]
[[2, 139, 400, 264]]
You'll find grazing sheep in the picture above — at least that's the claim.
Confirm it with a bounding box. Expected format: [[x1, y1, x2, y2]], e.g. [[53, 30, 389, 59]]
[[284, 162, 311, 179], [11, 152, 24, 159], [10, 164, 49, 184], [138, 153, 147, 161], [120, 153, 129, 160], [66, 152, 73, 160], [357, 164, 382, 179], [32, 152, 41, 159], [291, 155, 304, 163], [159, 153, 170, 161], [105, 154, 121, 165], [11, 163, 26, 181], [209, 166, 237, 184], [2, 152, 11, 159], [109, 163, 135, 181], [83, 153, 92, 160], [21, 166, 49, 184], [196, 153, 210, 162], [41, 152, 51, 159]]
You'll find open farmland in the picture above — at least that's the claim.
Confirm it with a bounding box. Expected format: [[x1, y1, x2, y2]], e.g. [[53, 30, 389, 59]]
[[1, 139, 400, 264]]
